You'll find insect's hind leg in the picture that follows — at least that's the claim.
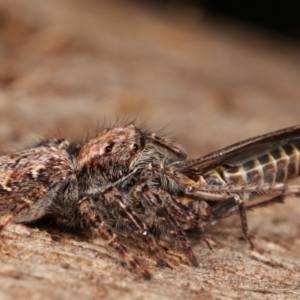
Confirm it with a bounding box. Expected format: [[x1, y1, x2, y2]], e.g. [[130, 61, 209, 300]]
[[249, 184, 300, 209], [0, 199, 32, 231], [235, 196, 254, 250], [285, 185, 300, 197], [210, 195, 254, 249]]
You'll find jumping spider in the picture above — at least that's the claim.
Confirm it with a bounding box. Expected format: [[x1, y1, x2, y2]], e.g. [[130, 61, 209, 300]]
[[0, 124, 203, 279], [1, 123, 299, 279]]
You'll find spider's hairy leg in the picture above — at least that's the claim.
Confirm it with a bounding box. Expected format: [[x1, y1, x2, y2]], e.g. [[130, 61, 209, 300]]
[[144, 163, 200, 229], [0, 199, 31, 231], [146, 163, 185, 192], [102, 186, 167, 268], [132, 183, 199, 267], [78, 197, 151, 280], [146, 133, 187, 161]]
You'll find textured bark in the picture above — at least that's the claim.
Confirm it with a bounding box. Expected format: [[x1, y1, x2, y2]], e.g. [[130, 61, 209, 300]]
[[0, 1, 300, 299]]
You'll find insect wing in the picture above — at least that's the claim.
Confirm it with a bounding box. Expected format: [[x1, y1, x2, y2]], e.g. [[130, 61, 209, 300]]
[[178, 125, 300, 174]]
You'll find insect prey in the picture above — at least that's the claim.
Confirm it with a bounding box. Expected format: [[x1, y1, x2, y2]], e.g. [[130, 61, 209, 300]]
[[0, 123, 300, 279]]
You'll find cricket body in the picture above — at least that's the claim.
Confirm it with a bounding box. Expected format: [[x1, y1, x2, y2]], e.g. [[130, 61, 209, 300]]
[[178, 125, 300, 248], [1, 123, 300, 279]]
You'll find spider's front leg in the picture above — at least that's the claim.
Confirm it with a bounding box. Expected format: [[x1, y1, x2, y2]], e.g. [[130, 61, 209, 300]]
[[82, 187, 168, 267], [96, 186, 167, 268], [78, 196, 151, 280], [132, 183, 199, 267], [132, 162, 201, 266]]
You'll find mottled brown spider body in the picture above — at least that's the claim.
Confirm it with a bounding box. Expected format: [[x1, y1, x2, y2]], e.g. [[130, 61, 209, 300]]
[[0, 124, 199, 279]]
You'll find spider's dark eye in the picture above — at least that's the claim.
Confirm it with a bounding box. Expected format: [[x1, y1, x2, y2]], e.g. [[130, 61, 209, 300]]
[[133, 143, 138, 151], [105, 145, 113, 153]]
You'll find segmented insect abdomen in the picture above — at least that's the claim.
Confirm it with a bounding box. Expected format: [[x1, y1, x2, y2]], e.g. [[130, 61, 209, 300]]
[[204, 141, 300, 186]]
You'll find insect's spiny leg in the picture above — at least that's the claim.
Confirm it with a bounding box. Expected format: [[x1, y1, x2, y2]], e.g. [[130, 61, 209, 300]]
[[234, 196, 254, 250], [185, 182, 286, 198], [78, 197, 151, 280], [102, 188, 167, 268], [134, 184, 199, 267], [244, 184, 300, 211], [285, 185, 300, 197], [174, 232, 199, 267], [0, 199, 32, 232]]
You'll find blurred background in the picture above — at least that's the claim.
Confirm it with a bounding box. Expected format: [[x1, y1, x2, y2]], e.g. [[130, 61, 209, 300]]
[[0, 1, 300, 299], [0, 0, 299, 156]]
